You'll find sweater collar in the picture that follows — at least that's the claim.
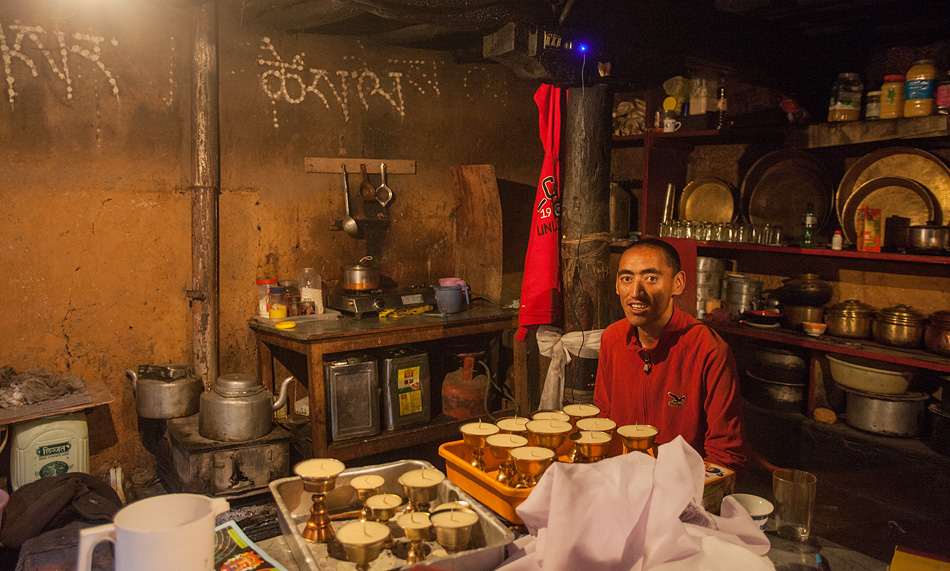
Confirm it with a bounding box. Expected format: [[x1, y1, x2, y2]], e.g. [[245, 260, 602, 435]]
[[625, 304, 691, 353]]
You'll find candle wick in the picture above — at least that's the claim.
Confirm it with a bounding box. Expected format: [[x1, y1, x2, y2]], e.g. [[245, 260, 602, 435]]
[[451, 509, 459, 522], [363, 521, 369, 536]]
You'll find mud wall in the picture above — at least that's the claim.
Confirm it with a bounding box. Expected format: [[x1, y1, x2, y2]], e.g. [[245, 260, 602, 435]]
[[0, 0, 541, 478]]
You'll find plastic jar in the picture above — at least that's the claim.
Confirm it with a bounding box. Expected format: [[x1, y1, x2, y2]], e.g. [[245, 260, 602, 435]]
[[267, 286, 288, 319], [904, 59, 937, 117], [937, 70, 950, 115], [865, 90, 881, 120], [880, 75, 905, 119], [256, 278, 277, 317], [298, 267, 324, 314], [828, 73, 863, 122]]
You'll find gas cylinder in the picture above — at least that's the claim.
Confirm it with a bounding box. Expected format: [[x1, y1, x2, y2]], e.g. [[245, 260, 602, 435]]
[[441, 351, 488, 420]]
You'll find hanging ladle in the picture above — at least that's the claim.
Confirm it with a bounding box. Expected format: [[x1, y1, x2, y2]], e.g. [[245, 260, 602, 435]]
[[340, 164, 359, 236], [376, 162, 393, 207], [358, 164, 377, 202]]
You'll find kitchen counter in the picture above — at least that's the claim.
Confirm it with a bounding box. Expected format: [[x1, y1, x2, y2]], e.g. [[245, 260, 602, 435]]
[[249, 301, 527, 460]]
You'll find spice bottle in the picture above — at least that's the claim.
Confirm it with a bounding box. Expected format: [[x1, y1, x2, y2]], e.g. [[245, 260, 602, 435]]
[[256, 278, 277, 317], [800, 202, 817, 248], [937, 70, 950, 115], [828, 73, 863, 121], [831, 231, 843, 251], [904, 59, 937, 117], [864, 90, 881, 120], [880, 75, 905, 119]]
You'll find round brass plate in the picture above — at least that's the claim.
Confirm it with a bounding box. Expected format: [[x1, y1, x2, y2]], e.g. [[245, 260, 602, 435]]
[[840, 176, 936, 245], [678, 177, 737, 223], [836, 146, 949, 227], [740, 150, 833, 234]]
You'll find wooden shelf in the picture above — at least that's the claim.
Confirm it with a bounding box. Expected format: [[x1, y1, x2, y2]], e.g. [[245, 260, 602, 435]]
[[613, 129, 721, 146], [0, 377, 114, 426], [711, 320, 950, 373], [694, 241, 950, 265]]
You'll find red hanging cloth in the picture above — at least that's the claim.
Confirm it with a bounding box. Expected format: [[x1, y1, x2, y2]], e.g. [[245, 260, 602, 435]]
[[517, 84, 562, 341]]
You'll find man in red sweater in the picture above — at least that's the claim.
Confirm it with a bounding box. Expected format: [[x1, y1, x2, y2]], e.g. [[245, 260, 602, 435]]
[[594, 239, 747, 473]]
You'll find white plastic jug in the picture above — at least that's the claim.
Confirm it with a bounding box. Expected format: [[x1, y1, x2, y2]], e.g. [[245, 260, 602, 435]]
[[76, 493, 228, 571]]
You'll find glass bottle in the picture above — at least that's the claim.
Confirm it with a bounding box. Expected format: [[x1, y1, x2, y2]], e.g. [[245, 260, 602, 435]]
[[298, 267, 324, 315], [256, 278, 277, 318], [827, 73, 863, 121], [864, 90, 881, 120], [267, 287, 288, 319], [880, 75, 905, 119], [800, 202, 817, 248]]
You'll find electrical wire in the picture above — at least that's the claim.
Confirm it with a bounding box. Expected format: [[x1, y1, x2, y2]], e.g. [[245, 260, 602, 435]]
[[479, 359, 517, 422]]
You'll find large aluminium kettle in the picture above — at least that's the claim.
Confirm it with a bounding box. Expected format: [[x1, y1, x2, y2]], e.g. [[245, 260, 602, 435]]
[[198, 374, 294, 441], [125, 363, 202, 419]]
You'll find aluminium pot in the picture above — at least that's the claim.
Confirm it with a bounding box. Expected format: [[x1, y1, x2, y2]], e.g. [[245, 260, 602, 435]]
[[825, 299, 875, 339], [924, 311, 950, 356], [907, 221, 950, 254], [198, 374, 294, 441], [840, 385, 928, 437], [872, 304, 927, 348], [743, 370, 804, 412], [342, 256, 380, 291], [747, 345, 809, 385], [125, 363, 202, 419], [771, 273, 834, 307]]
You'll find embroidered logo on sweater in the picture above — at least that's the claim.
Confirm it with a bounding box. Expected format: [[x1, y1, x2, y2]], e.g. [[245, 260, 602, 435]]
[[667, 392, 686, 407]]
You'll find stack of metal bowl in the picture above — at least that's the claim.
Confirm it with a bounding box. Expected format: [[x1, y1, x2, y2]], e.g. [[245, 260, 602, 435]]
[[696, 257, 725, 316], [723, 274, 762, 319]]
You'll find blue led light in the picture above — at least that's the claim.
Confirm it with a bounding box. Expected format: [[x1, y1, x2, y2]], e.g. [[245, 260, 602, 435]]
[[577, 43, 588, 52]]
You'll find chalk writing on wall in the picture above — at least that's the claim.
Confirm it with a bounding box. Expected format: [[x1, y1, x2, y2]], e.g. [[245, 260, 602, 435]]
[[257, 38, 443, 128], [0, 21, 119, 106]]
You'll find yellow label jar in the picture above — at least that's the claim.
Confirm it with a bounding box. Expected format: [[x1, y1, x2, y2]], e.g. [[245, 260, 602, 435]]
[[880, 75, 905, 119], [904, 59, 937, 117]]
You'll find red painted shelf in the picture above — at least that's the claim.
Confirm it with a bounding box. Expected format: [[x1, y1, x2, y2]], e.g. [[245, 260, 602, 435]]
[[709, 321, 950, 373], [694, 241, 950, 265]]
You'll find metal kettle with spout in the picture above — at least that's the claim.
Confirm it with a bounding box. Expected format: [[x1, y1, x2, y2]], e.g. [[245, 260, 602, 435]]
[[198, 374, 294, 441], [125, 363, 202, 419]]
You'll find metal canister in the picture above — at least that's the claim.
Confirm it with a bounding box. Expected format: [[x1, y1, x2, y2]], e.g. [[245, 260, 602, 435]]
[[696, 257, 725, 317], [825, 299, 875, 339], [723, 274, 762, 319], [376, 347, 431, 430]]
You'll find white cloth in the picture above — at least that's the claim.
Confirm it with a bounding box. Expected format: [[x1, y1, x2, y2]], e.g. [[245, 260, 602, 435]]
[[535, 326, 604, 409], [497, 437, 773, 571]]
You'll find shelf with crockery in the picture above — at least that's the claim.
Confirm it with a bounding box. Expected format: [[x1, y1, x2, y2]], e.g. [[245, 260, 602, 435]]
[[613, 115, 950, 149], [708, 320, 950, 374]]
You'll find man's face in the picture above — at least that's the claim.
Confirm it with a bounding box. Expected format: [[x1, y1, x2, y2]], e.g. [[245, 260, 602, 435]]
[[616, 246, 686, 332]]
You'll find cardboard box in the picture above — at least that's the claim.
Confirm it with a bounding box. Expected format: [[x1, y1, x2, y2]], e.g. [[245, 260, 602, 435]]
[[858, 206, 882, 252]]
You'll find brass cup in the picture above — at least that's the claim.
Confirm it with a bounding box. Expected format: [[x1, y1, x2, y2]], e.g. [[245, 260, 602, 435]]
[[495, 416, 531, 438], [570, 430, 612, 463], [396, 512, 432, 564], [617, 424, 659, 456], [561, 404, 601, 462], [365, 493, 404, 548], [294, 458, 345, 542], [511, 446, 555, 488], [431, 509, 479, 553], [461, 423, 499, 471], [336, 521, 390, 571], [486, 433, 528, 486], [525, 419, 572, 453], [398, 473, 443, 514]]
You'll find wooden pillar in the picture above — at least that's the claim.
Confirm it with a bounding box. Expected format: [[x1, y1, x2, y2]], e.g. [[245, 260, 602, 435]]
[[560, 84, 612, 404]]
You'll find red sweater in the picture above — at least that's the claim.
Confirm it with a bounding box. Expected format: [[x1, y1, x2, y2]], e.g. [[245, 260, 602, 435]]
[[594, 306, 747, 473]]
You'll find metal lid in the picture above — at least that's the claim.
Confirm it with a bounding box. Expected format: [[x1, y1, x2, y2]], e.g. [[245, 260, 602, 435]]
[[137, 363, 190, 380], [876, 304, 926, 325], [929, 310, 950, 326], [827, 299, 875, 317], [212, 373, 265, 397], [345, 255, 377, 270]]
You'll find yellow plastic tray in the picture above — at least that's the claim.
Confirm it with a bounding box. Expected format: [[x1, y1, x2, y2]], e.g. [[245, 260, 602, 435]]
[[440, 439, 735, 523]]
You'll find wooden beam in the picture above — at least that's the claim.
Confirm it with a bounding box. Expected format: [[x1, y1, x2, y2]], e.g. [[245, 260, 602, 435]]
[[305, 157, 416, 174]]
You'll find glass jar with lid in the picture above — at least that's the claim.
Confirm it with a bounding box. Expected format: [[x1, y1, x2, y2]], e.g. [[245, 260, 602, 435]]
[[937, 70, 950, 115], [864, 90, 881, 120], [828, 73, 863, 122], [880, 75, 905, 119], [267, 287, 289, 319]]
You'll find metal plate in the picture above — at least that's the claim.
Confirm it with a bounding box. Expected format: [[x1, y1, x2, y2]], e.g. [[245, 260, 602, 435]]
[[836, 146, 949, 227], [840, 176, 936, 245], [740, 150, 833, 234], [678, 177, 737, 222]]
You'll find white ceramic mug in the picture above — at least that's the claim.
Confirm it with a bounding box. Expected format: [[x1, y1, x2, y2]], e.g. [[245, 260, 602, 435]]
[[663, 117, 682, 132], [76, 493, 229, 571]]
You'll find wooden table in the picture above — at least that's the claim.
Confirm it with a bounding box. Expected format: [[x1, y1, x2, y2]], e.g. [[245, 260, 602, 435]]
[[249, 303, 527, 460]]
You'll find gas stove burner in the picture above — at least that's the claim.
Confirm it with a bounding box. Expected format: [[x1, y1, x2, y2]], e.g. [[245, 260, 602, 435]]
[[327, 286, 437, 317]]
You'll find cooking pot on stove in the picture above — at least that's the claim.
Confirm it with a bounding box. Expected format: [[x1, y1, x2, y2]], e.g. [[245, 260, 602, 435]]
[[125, 363, 202, 419], [198, 374, 293, 441], [343, 256, 380, 291]]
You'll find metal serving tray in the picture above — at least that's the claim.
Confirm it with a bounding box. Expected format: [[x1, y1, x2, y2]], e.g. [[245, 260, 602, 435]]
[[269, 459, 514, 571]]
